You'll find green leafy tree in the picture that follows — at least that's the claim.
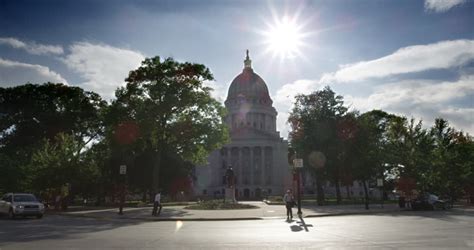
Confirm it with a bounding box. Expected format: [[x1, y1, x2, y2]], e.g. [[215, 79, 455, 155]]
[[107, 56, 229, 194], [429, 119, 474, 200], [386, 117, 434, 199], [351, 110, 395, 209], [29, 133, 100, 199], [288, 86, 347, 205], [0, 83, 106, 193]]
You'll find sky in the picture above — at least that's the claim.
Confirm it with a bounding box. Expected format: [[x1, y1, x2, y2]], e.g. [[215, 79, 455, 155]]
[[0, 0, 473, 138]]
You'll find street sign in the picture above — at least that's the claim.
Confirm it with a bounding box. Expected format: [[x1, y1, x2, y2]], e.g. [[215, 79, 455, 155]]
[[119, 165, 127, 175], [377, 178, 383, 187], [293, 159, 303, 168]]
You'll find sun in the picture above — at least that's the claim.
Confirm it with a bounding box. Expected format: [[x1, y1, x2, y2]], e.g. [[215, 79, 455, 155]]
[[262, 15, 306, 60]]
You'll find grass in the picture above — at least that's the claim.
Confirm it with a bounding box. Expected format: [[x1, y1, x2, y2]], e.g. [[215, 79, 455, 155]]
[[184, 200, 259, 210]]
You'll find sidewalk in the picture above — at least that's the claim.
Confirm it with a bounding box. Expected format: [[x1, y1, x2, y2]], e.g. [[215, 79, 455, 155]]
[[49, 202, 409, 221]]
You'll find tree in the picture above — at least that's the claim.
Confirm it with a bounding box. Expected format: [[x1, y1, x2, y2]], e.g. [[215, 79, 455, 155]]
[[429, 119, 474, 200], [351, 110, 395, 209], [108, 56, 229, 194], [386, 117, 429, 201], [0, 83, 106, 193], [29, 133, 99, 198], [288, 86, 347, 205]]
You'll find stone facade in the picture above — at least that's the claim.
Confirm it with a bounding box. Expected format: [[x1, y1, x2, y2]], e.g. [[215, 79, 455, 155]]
[[195, 51, 292, 199]]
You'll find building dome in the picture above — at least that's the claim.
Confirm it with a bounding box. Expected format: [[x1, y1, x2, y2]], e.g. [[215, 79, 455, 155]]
[[225, 50, 273, 106]]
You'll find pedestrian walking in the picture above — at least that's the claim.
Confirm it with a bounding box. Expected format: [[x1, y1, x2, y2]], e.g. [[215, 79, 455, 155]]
[[152, 191, 162, 216], [283, 189, 295, 220], [55, 194, 61, 211]]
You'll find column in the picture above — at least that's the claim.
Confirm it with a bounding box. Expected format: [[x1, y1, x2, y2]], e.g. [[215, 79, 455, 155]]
[[261, 145, 265, 187], [238, 147, 242, 185], [250, 147, 254, 186]]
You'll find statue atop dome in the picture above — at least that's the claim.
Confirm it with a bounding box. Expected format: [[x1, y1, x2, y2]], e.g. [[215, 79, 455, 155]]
[[244, 49, 252, 69]]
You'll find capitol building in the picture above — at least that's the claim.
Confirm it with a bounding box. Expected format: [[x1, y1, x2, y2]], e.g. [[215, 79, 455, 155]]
[[195, 51, 292, 199]]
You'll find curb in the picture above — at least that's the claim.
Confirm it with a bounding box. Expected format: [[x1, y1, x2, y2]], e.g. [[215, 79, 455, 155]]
[[51, 212, 263, 222], [49, 209, 409, 222], [304, 209, 407, 218]]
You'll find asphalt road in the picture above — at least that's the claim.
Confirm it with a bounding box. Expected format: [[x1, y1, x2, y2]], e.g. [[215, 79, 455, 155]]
[[0, 210, 473, 249]]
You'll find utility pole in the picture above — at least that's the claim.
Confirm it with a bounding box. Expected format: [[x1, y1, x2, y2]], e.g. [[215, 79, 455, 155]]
[[293, 158, 303, 216], [118, 165, 127, 215]]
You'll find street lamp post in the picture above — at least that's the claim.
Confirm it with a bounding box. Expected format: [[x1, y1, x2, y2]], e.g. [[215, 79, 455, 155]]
[[296, 169, 302, 215], [118, 165, 127, 215], [293, 158, 303, 216]]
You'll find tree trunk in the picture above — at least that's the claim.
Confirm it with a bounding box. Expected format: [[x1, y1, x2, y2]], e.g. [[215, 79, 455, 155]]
[[335, 180, 341, 204], [149, 190, 154, 203], [142, 190, 147, 202], [346, 185, 351, 199], [362, 180, 369, 210], [316, 170, 325, 206], [334, 164, 342, 204], [152, 149, 162, 194]]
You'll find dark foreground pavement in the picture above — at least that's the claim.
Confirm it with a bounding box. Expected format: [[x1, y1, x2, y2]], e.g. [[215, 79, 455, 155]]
[[1, 210, 473, 249]]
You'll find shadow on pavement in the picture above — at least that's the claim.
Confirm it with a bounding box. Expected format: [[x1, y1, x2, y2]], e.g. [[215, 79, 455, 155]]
[[370, 209, 474, 223], [296, 216, 313, 232], [0, 214, 146, 246], [289, 215, 313, 232], [290, 225, 303, 232]]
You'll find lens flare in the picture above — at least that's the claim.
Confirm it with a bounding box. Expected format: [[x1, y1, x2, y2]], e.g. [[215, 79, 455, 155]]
[[175, 220, 183, 232], [263, 15, 304, 60]]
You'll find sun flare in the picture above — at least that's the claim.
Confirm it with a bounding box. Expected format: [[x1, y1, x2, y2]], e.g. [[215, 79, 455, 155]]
[[263, 15, 306, 60]]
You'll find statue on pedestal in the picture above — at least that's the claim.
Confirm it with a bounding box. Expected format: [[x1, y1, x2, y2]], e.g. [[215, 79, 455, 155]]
[[224, 166, 237, 203], [225, 167, 235, 188]]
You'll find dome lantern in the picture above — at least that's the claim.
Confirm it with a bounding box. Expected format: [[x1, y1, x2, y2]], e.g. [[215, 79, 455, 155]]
[[225, 50, 273, 107]]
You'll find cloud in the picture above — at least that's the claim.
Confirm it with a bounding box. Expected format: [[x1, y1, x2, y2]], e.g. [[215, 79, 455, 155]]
[[344, 74, 474, 134], [63, 42, 145, 100], [320, 39, 474, 84], [277, 39, 474, 137], [273, 79, 323, 139], [424, 0, 466, 13], [0, 58, 68, 87], [0, 37, 64, 55], [203, 80, 228, 103]]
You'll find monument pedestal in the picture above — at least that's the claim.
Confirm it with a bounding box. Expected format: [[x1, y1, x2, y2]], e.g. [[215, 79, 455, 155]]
[[225, 188, 236, 203]]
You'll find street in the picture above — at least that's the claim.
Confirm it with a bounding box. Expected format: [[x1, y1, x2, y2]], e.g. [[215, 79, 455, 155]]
[[1, 210, 473, 249]]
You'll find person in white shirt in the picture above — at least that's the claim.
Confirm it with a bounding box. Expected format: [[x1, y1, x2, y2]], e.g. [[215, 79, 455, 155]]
[[283, 189, 295, 221], [152, 191, 162, 216]]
